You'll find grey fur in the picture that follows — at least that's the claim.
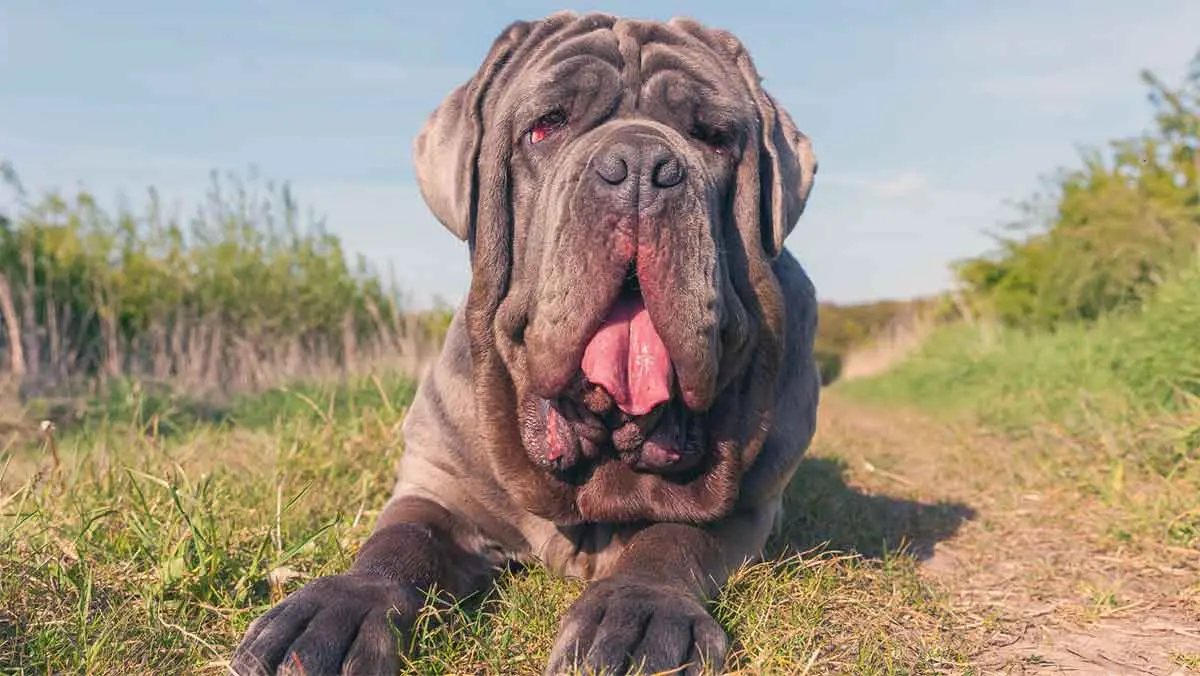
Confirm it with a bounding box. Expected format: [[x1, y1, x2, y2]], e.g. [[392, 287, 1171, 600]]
[[232, 12, 821, 676]]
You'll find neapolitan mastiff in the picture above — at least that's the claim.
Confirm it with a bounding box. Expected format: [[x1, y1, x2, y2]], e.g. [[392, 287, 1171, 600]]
[[232, 11, 820, 676]]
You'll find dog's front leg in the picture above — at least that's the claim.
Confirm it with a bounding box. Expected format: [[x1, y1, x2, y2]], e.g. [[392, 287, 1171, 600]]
[[231, 496, 496, 676], [544, 506, 777, 676]]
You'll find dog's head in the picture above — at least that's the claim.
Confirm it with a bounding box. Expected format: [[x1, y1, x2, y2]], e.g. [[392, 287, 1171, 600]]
[[414, 12, 817, 525]]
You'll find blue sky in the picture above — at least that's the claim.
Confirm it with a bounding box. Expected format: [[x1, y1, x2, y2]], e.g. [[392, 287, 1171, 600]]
[[2, 1, 1198, 308]]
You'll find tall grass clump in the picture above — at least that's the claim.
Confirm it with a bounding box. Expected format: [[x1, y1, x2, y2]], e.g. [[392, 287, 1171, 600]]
[[0, 163, 450, 401]]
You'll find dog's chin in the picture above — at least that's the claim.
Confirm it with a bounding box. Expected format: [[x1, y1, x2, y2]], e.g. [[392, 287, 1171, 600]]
[[517, 377, 710, 479]]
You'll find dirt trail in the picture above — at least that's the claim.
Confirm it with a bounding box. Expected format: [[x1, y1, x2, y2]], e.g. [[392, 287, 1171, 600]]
[[810, 394, 1200, 675]]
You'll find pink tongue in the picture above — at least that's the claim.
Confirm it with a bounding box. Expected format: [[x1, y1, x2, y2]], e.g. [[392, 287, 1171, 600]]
[[581, 295, 673, 416]]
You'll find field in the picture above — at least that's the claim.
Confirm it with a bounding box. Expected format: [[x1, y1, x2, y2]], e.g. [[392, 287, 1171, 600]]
[[2, 226, 1199, 675], [3, 304, 1198, 674]]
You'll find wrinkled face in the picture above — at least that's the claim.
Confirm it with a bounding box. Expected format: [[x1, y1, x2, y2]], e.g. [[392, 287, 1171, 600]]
[[415, 13, 816, 523], [493, 25, 760, 479]]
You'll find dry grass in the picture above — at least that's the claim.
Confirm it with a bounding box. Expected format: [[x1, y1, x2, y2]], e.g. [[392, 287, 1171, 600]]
[[838, 311, 938, 382], [8, 310, 446, 405]]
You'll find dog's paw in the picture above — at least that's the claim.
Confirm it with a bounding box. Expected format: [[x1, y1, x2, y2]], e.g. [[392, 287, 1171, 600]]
[[229, 573, 420, 676], [544, 577, 728, 676]]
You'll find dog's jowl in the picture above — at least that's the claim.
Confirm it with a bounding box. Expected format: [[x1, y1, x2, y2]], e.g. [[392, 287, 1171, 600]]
[[231, 11, 821, 676]]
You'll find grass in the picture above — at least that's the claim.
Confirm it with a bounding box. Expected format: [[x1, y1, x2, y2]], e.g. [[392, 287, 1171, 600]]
[[1174, 652, 1200, 671], [1, 375, 414, 675], [836, 263, 1200, 553], [837, 262, 1200, 430], [6, 257, 1200, 673], [0, 373, 978, 676]]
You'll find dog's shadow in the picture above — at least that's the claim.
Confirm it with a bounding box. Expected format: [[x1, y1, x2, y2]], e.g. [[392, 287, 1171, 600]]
[[766, 456, 976, 561]]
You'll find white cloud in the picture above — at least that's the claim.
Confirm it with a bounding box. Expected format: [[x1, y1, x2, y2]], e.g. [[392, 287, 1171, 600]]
[[870, 171, 929, 199], [128, 54, 467, 98], [941, 1, 1200, 110], [789, 170, 1013, 303], [974, 73, 1110, 113], [820, 170, 932, 200]]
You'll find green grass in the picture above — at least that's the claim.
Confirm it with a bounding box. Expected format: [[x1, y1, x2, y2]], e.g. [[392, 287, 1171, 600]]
[[21, 373, 420, 438], [0, 375, 975, 675], [838, 261, 1200, 431], [835, 262, 1200, 552], [1, 376, 413, 675]]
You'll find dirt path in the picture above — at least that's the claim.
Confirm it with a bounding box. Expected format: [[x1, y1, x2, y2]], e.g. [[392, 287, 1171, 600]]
[[809, 394, 1200, 675]]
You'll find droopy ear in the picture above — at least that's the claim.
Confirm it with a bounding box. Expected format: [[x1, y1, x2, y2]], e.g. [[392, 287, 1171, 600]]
[[412, 20, 536, 248], [735, 54, 819, 258]]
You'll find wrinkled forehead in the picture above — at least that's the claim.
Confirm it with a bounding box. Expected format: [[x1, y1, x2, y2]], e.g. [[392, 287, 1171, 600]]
[[493, 18, 755, 125]]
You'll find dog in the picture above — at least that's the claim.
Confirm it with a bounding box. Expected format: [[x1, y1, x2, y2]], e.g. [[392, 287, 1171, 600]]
[[231, 11, 820, 675]]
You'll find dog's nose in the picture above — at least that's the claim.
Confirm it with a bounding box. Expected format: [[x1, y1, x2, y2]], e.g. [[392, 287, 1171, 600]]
[[591, 138, 686, 208], [650, 152, 684, 189], [594, 152, 629, 185]]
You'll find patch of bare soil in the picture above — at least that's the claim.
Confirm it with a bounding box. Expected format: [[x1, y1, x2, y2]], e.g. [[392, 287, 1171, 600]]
[[812, 394, 1200, 675], [924, 528, 1200, 675]]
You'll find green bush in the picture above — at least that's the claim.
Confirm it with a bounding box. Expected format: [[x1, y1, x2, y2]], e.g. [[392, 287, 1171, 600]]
[[814, 349, 843, 386], [954, 50, 1200, 330]]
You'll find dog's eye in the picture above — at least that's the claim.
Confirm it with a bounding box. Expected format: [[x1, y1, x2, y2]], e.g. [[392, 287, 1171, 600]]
[[528, 110, 568, 145], [689, 123, 730, 154]]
